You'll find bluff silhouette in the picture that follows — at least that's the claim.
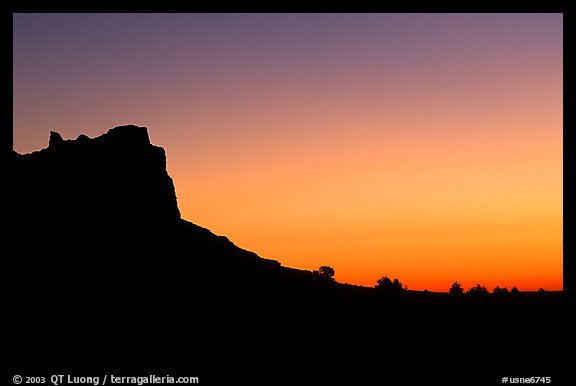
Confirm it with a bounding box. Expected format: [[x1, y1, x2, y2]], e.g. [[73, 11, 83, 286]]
[[8, 125, 568, 384], [10, 125, 347, 360]]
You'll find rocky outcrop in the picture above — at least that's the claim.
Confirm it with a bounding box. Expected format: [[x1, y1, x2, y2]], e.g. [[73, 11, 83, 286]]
[[12, 125, 181, 233], [9, 124, 297, 315], [48, 130, 64, 147]]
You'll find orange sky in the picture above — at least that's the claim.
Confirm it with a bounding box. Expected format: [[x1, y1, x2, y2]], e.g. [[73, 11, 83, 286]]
[[171, 111, 562, 291], [13, 14, 562, 291]]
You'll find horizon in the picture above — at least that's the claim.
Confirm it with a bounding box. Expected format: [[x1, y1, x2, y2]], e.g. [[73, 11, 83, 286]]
[[13, 13, 563, 292]]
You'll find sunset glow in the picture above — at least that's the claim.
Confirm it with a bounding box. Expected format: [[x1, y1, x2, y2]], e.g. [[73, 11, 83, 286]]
[[13, 13, 562, 291]]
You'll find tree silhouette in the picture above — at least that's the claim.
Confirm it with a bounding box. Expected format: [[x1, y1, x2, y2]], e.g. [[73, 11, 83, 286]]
[[467, 284, 489, 298], [510, 286, 520, 295], [376, 276, 392, 288], [375, 276, 404, 293], [492, 286, 509, 296], [392, 278, 403, 291], [449, 281, 464, 296], [313, 265, 335, 281]]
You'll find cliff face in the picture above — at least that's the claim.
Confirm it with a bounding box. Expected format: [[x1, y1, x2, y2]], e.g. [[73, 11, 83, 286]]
[[10, 126, 187, 332], [9, 125, 301, 314], [9, 125, 340, 368], [12, 125, 181, 235]]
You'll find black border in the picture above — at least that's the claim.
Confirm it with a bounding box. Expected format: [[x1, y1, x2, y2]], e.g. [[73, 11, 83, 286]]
[[6, 5, 573, 385]]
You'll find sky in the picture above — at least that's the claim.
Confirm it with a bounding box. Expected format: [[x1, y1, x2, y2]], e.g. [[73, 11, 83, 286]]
[[13, 13, 563, 292]]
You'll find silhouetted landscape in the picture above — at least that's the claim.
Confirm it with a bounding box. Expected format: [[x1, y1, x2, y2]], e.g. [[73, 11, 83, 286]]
[[9, 126, 571, 384]]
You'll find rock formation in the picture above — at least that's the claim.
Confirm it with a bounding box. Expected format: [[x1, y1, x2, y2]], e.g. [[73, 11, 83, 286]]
[[9, 125, 324, 341]]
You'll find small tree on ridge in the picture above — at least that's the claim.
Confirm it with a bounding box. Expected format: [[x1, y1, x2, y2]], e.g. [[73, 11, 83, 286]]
[[449, 281, 464, 296], [313, 265, 335, 281]]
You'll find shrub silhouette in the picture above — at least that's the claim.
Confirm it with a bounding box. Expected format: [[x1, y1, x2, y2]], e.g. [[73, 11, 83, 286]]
[[376, 276, 392, 287], [313, 265, 335, 282], [492, 286, 509, 295], [375, 276, 404, 293], [449, 281, 464, 296], [467, 284, 489, 298], [510, 286, 520, 295]]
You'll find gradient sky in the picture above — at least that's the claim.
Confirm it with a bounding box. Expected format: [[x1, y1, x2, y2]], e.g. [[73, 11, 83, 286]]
[[13, 13, 563, 292]]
